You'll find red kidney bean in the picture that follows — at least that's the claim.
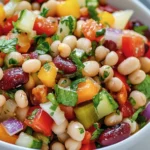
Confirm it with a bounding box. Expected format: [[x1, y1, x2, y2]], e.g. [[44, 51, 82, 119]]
[[99, 122, 130, 146], [99, 5, 118, 13], [22, 52, 38, 60], [0, 68, 29, 90], [103, 40, 117, 51], [53, 55, 77, 74]]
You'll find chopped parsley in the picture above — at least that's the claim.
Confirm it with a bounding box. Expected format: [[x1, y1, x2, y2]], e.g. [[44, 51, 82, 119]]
[[101, 70, 110, 81], [87, 41, 98, 56], [40, 8, 49, 17], [43, 63, 51, 71], [9, 58, 18, 65], [134, 25, 148, 35], [131, 107, 145, 121], [129, 97, 136, 106], [0, 38, 18, 53], [116, 110, 120, 115], [96, 29, 106, 37], [51, 34, 59, 41], [27, 109, 39, 120], [47, 93, 58, 106], [79, 128, 84, 134]]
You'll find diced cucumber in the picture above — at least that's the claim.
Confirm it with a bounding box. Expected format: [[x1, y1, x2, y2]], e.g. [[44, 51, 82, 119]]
[[72, 48, 86, 60], [14, 9, 36, 33], [40, 102, 66, 125], [16, 132, 42, 149], [86, 0, 99, 7], [74, 103, 99, 129], [93, 90, 118, 119], [33, 133, 50, 144], [57, 15, 77, 41]]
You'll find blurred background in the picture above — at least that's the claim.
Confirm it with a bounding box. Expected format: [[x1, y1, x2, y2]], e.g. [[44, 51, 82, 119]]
[[139, 0, 150, 8]]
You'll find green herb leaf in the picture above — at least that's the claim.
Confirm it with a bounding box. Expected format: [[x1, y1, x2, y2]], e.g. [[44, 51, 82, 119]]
[[51, 34, 59, 41], [9, 58, 18, 65], [134, 25, 148, 35], [55, 85, 78, 107], [40, 8, 49, 17], [25, 127, 33, 135], [131, 107, 145, 121], [87, 41, 97, 56], [27, 109, 39, 120], [0, 38, 18, 53], [79, 128, 84, 134], [43, 63, 51, 71], [96, 29, 106, 37], [129, 97, 136, 106], [70, 78, 86, 91], [86, 0, 99, 7]]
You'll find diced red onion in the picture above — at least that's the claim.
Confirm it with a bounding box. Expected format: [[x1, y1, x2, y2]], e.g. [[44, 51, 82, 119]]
[[2, 118, 24, 136], [104, 28, 122, 48], [142, 103, 150, 120]]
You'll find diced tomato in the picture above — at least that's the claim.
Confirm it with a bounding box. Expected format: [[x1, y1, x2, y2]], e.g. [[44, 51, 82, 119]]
[[59, 105, 75, 120], [33, 17, 58, 36], [80, 143, 96, 150], [24, 106, 53, 136], [119, 101, 134, 118], [116, 50, 126, 65], [82, 19, 103, 42], [88, 123, 101, 134], [35, 0, 46, 3], [82, 131, 92, 145], [0, 25, 3, 35], [3, 15, 18, 35], [122, 35, 145, 58], [114, 70, 130, 92], [145, 42, 150, 58]]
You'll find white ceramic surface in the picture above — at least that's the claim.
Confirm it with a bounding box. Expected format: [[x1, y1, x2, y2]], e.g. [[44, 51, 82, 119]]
[[0, 0, 150, 150]]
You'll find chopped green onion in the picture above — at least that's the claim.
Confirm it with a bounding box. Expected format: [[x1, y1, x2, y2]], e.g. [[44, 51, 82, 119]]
[[96, 29, 106, 37]]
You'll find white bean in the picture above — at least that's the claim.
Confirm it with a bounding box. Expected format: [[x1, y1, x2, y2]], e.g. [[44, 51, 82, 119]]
[[95, 46, 110, 61], [0, 95, 6, 107], [99, 65, 114, 82], [74, 20, 85, 38], [24, 75, 35, 90], [104, 51, 119, 66], [118, 57, 141, 75], [106, 77, 123, 92], [0, 68, 3, 80], [139, 57, 150, 73], [58, 43, 71, 58], [129, 90, 147, 109], [58, 132, 70, 143], [82, 61, 100, 77], [65, 138, 81, 150], [67, 121, 85, 142], [128, 70, 146, 85], [51, 142, 65, 150], [38, 54, 52, 65], [104, 112, 123, 126], [32, 2, 40, 10], [51, 40, 61, 57], [63, 35, 77, 50], [123, 118, 139, 134], [15, 1, 32, 12], [77, 38, 92, 54], [22, 59, 41, 73], [15, 90, 28, 108], [52, 120, 68, 135]]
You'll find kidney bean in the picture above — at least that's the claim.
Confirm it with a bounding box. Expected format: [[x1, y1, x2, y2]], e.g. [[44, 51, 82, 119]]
[[99, 5, 118, 13], [53, 55, 77, 74], [0, 68, 29, 90], [99, 122, 130, 146], [103, 40, 117, 51], [22, 52, 38, 60]]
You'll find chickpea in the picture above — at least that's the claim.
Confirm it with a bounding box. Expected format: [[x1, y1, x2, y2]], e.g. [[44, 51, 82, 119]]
[[77, 38, 92, 54], [67, 121, 85, 142], [22, 59, 41, 73], [24, 75, 35, 90], [82, 61, 100, 77], [52, 120, 68, 135], [38, 54, 52, 65], [62, 35, 77, 50], [129, 90, 147, 109], [99, 65, 114, 82], [58, 43, 71, 58], [0, 68, 3, 80], [95, 46, 110, 61], [118, 57, 141, 75], [93, 76, 101, 85], [15, 90, 28, 108], [4, 52, 24, 68], [58, 78, 71, 88], [51, 142, 65, 150], [41, 0, 57, 17], [104, 51, 119, 66], [74, 20, 85, 38], [128, 70, 146, 85], [51, 40, 61, 57], [15, 1, 32, 12], [58, 132, 70, 143], [32, 2, 40, 10], [106, 77, 123, 92], [0, 95, 6, 107], [123, 118, 139, 134], [104, 112, 123, 126], [65, 138, 81, 150], [139, 57, 150, 73]]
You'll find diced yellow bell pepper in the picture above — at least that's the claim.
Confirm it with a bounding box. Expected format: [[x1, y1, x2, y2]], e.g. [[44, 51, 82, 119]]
[[56, 0, 80, 18], [99, 11, 115, 27], [0, 4, 5, 25], [38, 62, 58, 88]]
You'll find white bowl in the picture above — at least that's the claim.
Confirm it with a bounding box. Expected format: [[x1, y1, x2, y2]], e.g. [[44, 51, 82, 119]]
[[0, 0, 150, 150]]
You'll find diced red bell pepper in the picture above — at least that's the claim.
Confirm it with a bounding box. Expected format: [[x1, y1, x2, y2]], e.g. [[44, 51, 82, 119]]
[[24, 106, 53, 136], [82, 131, 92, 145], [80, 143, 96, 150], [116, 50, 126, 65], [145, 42, 150, 58]]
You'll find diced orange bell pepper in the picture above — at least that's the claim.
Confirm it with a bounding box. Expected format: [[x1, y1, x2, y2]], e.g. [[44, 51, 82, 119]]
[[0, 124, 18, 144], [38, 62, 58, 88], [77, 78, 100, 104], [0, 4, 5, 25], [99, 11, 115, 27], [56, 0, 80, 18]]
